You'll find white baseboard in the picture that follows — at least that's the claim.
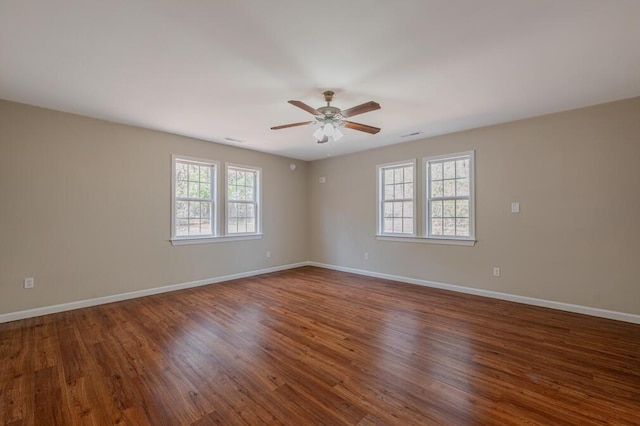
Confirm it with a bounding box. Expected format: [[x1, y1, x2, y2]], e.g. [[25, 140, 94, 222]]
[[308, 262, 640, 324], [0, 262, 308, 324], [4, 261, 639, 325]]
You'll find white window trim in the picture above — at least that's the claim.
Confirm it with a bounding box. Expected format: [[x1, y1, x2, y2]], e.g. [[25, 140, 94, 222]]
[[171, 234, 262, 245], [375, 235, 476, 246], [225, 162, 262, 236], [171, 154, 219, 242], [170, 155, 263, 246], [374, 151, 476, 246], [376, 159, 417, 237], [424, 150, 475, 241]]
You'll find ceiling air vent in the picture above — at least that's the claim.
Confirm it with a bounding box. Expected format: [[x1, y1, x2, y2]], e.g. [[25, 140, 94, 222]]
[[401, 131, 422, 138]]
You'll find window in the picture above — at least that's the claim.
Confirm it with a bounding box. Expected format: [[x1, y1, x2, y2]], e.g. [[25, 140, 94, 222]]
[[425, 151, 474, 239], [376, 151, 475, 245], [172, 156, 217, 239], [226, 164, 260, 235], [377, 160, 416, 235]]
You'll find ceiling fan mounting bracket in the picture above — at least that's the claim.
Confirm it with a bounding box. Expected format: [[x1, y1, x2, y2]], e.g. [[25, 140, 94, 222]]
[[323, 90, 334, 104]]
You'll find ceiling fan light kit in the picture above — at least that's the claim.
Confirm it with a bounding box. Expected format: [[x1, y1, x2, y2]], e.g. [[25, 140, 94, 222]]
[[271, 90, 381, 144]]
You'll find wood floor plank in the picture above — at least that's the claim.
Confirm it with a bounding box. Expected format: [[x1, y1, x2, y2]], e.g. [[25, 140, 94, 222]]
[[1, 266, 639, 425]]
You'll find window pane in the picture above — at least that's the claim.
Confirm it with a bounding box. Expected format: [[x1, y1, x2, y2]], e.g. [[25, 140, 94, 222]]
[[431, 163, 443, 180], [199, 183, 211, 199], [189, 201, 201, 218], [189, 182, 199, 198], [431, 181, 443, 197], [246, 187, 254, 201], [393, 218, 403, 233], [237, 172, 246, 186], [237, 218, 247, 233], [403, 201, 413, 218], [201, 202, 211, 219], [456, 178, 469, 197], [444, 179, 455, 197], [200, 166, 211, 182], [404, 166, 413, 182], [384, 185, 394, 200], [176, 163, 188, 181], [456, 218, 469, 236], [229, 186, 238, 200], [393, 202, 403, 217], [431, 200, 443, 218], [384, 218, 393, 233], [403, 218, 413, 234], [188, 219, 202, 235], [456, 200, 469, 218], [237, 203, 246, 218], [228, 218, 237, 234], [456, 159, 469, 178], [176, 201, 188, 218], [444, 218, 456, 235], [443, 200, 455, 217], [444, 161, 455, 179], [246, 204, 255, 219], [228, 170, 237, 185], [246, 218, 256, 233], [394, 168, 403, 183], [431, 218, 443, 235], [238, 187, 247, 200], [201, 219, 211, 234], [384, 169, 394, 185], [176, 219, 188, 236], [188, 165, 200, 181], [404, 182, 413, 199], [228, 202, 238, 218], [384, 202, 393, 218], [394, 184, 404, 199], [176, 180, 188, 198]]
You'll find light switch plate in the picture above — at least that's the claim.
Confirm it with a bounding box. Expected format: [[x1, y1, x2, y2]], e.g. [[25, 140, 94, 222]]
[[511, 202, 520, 213]]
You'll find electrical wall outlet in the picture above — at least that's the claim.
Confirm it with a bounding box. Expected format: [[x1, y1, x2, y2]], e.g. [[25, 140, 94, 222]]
[[266, 250, 271, 258], [511, 202, 520, 213], [24, 277, 35, 289], [319, 176, 326, 184], [364, 252, 369, 260], [493, 267, 501, 277]]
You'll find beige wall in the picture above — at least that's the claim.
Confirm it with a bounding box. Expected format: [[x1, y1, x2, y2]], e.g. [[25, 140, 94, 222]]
[[0, 100, 309, 315], [308, 97, 640, 315], [2, 97, 639, 318]]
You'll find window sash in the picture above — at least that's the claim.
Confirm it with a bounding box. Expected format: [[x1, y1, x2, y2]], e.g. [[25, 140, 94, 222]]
[[226, 164, 260, 235], [172, 156, 218, 239], [378, 161, 416, 236], [425, 152, 474, 239]]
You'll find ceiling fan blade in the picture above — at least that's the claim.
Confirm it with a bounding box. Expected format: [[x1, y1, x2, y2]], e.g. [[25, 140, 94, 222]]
[[317, 136, 329, 144], [271, 121, 314, 130], [288, 100, 321, 116], [340, 101, 381, 118], [344, 121, 381, 134]]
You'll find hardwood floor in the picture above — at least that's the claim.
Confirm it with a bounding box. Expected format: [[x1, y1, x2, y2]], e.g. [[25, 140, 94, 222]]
[[1, 266, 639, 425]]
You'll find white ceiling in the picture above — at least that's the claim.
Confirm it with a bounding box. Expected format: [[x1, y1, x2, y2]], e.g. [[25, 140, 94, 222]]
[[2, 1, 640, 161]]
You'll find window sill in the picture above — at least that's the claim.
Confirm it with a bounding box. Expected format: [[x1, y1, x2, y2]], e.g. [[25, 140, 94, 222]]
[[376, 235, 476, 246], [171, 234, 263, 246]]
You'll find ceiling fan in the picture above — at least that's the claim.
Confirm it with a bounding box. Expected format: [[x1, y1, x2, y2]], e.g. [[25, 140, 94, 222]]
[[271, 90, 381, 143]]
